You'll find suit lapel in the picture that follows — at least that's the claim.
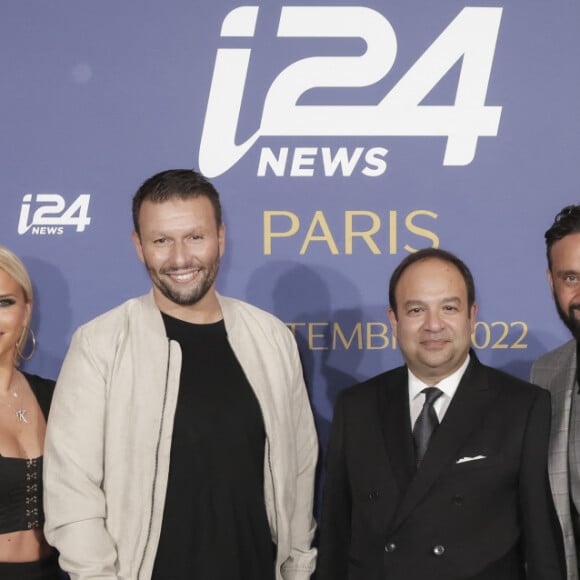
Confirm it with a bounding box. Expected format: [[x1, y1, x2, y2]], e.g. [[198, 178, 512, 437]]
[[379, 366, 416, 496], [390, 356, 500, 532], [546, 344, 577, 578], [549, 360, 575, 479], [547, 343, 576, 462]]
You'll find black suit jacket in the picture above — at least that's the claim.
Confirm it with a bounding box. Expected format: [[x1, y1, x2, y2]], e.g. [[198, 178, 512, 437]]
[[317, 354, 566, 580]]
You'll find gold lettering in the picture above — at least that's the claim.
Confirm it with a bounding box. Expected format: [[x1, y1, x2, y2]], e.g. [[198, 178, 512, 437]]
[[344, 211, 381, 255], [404, 210, 439, 253], [299, 211, 339, 255], [286, 322, 306, 337], [389, 210, 397, 254], [263, 211, 300, 255], [308, 322, 329, 350], [366, 322, 390, 349], [332, 322, 363, 350]]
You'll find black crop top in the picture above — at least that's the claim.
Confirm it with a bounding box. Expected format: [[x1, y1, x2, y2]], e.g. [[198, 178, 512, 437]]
[[0, 455, 44, 533], [0, 374, 54, 535]]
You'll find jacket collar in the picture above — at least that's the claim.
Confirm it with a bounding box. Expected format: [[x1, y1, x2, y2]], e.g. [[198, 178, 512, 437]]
[[390, 352, 501, 531]]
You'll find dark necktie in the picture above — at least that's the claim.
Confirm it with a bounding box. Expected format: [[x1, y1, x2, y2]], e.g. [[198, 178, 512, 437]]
[[413, 387, 443, 466]]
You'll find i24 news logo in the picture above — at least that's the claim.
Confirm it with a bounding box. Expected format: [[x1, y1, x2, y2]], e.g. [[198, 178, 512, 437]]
[[199, 6, 503, 178], [18, 194, 91, 235]]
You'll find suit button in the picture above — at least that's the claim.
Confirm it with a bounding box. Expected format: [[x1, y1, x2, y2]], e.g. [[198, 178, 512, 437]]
[[385, 542, 397, 553], [433, 545, 445, 556], [452, 494, 464, 505], [368, 490, 380, 501]]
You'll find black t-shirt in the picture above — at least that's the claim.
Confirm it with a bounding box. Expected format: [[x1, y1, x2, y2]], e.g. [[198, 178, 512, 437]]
[[151, 314, 275, 580]]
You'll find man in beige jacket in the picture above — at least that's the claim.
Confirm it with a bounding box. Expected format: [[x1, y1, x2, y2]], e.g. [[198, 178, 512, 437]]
[[44, 169, 318, 580]]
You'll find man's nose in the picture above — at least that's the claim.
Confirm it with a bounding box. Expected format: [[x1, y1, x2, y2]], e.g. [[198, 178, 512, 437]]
[[170, 241, 188, 266], [424, 309, 444, 331]]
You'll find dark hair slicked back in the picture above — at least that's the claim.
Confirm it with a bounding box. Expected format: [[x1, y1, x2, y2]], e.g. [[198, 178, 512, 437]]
[[388, 248, 476, 316], [545, 205, 580, 269], [132, 169, 222, 235]]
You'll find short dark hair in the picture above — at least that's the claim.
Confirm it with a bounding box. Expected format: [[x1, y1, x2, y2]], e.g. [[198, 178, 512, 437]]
[[132, 169, 222, 236], [389, 248, 476, 317], [545, 205, 580, 270]]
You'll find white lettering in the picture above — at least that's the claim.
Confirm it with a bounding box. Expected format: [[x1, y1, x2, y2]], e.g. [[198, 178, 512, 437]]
[[200, 6, 502, 177], [257, 147, 388, 177], [18, 194, 91, 235]]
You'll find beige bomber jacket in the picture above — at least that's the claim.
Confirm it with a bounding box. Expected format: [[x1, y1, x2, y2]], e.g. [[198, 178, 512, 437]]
[[44, 291, 318, 580]]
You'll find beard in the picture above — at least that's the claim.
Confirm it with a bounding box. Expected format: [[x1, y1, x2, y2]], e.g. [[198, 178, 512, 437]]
[[555, 298, 580, 342], [145, 255, 220, 307]]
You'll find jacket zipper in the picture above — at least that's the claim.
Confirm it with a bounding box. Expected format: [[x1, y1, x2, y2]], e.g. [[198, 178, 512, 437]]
[[136, 339, 172, 579], [266, 433, 280, 571]]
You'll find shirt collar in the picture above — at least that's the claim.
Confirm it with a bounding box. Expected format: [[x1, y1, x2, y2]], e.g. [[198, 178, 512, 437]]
[[408, 354, 471, 402]]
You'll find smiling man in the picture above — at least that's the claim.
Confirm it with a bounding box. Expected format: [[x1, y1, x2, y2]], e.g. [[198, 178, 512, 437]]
[[43, 169, 318, 580], [317, 248, 565, 580], [531, 205, 580, 580]]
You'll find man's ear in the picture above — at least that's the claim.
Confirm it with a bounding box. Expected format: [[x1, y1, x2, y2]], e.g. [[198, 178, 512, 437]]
[[547, 268, 555, 295], [387, 307, 398, 338], [132, 230, 145, 264], [218, 223, 226, 258], [469, 302, 478, 332]]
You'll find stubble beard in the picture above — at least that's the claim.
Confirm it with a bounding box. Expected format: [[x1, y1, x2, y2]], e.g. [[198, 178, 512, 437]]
[[555, 298, 580, 342], [146, 257, 220, 307]]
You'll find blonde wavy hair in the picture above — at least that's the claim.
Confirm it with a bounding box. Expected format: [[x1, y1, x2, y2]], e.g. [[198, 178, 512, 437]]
[[0, 246, 33, 365]]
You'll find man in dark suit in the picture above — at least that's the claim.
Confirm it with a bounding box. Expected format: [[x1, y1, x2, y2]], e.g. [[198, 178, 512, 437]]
[[317, 248, 565, 580], [531, 205, 580, 580]]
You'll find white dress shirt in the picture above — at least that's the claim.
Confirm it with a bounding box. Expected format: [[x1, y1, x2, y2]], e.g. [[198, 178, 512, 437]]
[[409, 354, 470, 429]]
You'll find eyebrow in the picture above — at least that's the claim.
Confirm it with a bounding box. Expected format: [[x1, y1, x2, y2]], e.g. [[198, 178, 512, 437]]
[[404, 297, 462, 306], [441, 297, 462, 305], [403, 300, 426, 308]]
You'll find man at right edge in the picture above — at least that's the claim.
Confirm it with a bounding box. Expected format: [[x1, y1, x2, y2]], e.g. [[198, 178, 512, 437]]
[[532, 205, 580, 579]]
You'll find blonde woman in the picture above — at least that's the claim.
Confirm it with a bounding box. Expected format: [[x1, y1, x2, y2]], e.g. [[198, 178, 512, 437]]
[[0, 247, 60, 579]]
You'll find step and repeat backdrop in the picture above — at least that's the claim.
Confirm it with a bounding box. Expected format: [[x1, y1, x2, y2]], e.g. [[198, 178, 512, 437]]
[[2, 0, 580, 454]]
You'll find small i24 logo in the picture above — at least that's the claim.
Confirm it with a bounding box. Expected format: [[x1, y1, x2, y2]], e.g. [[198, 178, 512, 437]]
[[17, 194, 91, 235]]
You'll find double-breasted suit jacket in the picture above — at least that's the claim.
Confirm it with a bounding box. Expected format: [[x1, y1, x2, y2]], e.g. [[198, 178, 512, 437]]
[[531, 339, 579, 579], [317, 354, 565, 580]]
